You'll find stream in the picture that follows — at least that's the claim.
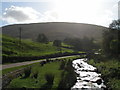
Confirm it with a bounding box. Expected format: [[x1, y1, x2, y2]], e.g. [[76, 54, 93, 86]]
[[71, 58, 106, 90]]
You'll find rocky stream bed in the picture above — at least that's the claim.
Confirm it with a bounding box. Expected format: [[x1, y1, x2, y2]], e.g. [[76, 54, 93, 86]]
[[71, 58, 106, 90]]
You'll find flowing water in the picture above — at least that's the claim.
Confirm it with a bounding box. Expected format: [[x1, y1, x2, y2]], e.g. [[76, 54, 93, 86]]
[[71, 58, 106, 90]]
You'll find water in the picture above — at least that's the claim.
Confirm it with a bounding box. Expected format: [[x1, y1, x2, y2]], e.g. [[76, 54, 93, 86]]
[[71, 58, 106, 90]]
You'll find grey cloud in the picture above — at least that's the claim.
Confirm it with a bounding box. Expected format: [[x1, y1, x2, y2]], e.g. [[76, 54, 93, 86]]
[[3, 6, 41, 23], [3, 9, 31, 22]]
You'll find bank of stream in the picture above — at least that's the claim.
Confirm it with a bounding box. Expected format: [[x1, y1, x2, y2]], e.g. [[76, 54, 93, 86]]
[[71, 58, 106, 90]]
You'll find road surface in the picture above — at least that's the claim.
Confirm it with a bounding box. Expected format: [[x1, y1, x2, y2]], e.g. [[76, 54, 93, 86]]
[[1, 55, 79, 70]]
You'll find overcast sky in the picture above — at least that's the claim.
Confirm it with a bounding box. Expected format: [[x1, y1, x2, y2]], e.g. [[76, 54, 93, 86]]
[[1, 0, 119, 27]]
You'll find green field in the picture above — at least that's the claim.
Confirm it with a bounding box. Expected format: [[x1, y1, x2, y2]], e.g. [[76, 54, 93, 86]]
[[7, 58, 76, 89], [2, 35, 74, 57], [8, 61, 62, 88]]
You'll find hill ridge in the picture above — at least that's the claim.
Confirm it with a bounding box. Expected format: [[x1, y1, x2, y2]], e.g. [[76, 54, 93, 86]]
[[2, 22, 109, 41]]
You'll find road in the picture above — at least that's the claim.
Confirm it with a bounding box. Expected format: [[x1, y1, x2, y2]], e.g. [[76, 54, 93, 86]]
[[2, 55, 79, 70]]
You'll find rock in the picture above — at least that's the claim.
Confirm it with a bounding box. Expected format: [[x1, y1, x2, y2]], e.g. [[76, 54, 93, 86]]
[[96, 79, 102, 85]]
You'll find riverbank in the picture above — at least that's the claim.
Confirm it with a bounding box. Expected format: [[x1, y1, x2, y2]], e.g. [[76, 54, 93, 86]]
[[88, 58, 120, 89]]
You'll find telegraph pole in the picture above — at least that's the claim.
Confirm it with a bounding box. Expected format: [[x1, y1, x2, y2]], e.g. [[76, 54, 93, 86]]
[[19, 27, 22, 45], [19, 27, 22, 56]]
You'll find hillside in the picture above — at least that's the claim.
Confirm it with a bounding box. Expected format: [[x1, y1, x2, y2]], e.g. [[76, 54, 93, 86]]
[[2, 22, 109, 41], [2, 35, 73, 57]]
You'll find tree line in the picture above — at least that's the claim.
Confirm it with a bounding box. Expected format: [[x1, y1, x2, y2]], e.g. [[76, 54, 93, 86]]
[[36, 33, 61, 47], [36, 33, 99, 52], [102, 19, 120, 58], [63, 37, 99, 52]]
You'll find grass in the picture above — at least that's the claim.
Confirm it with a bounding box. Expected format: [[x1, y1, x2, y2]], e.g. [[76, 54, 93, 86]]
[[7, 61, 63, 88], [61, 43, 73, 47], [5, 56, 79, 88], [2, 34, 74, 57], [2, 55, 80, 75], [88, 58, 120, 89]]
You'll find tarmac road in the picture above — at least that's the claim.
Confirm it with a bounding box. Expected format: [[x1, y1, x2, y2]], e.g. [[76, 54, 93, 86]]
[[2, 55, 79, 70]]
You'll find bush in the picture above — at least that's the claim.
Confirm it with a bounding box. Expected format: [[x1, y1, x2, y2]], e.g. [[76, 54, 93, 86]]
[[23, 67, 31, 78], [45, 73, 54, 84], [40, 61, 46, 66], [59, 60, 66, 70], [30, 71, 38, 79], [58, 60, 76, 89]]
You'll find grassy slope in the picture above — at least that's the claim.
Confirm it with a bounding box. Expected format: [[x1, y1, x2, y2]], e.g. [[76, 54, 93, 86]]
[[2, 35, 74, 57], [7, 61, 63, 88], [88, 59, 120, 89]]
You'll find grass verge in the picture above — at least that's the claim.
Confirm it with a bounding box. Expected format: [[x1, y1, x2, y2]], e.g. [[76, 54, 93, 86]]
[[88, 58, 120, 89]]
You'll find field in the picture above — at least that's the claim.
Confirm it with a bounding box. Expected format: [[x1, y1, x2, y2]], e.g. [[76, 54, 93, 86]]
[[6, 58, 77, 89], [2, 35, 74, 57], [8, 61, 62, 88]]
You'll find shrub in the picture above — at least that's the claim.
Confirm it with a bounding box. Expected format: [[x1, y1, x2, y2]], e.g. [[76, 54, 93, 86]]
[[40, 61, 46, 66], [45, 73, 54, 84], [23, 67, 31, 78], [30, 71, 38, 79], [58, 60, 76, 89], [59, 60, 66, 70]]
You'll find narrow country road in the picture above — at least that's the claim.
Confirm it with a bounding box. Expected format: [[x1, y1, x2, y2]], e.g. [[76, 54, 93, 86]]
[[2, 55, 79, 70]]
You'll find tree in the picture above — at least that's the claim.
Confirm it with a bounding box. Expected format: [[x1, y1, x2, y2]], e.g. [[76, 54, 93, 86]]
[[71, 38, 82, 51], [36, 33, 48, 44], [53, 40, 61, 47], [81, 36, 93, 51], [53, 40, 62, 53], [63, 37, 97, 52], [102, 19, 120, 57], [109, 19, 120, 30], [110, 40, 119, 54], [109, 19, 120, 42], [63, 38, 82, 51]]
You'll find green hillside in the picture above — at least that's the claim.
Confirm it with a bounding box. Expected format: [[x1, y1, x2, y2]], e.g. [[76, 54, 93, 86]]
[[2, 35, 74, 57], [2, 22, 109, 41]]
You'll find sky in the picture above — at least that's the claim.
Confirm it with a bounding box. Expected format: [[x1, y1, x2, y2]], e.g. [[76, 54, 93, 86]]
[[0, 0, 119, 27]]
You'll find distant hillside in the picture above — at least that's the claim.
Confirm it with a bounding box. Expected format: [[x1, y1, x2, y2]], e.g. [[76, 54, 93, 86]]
[[2, 22, 109, 41]]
